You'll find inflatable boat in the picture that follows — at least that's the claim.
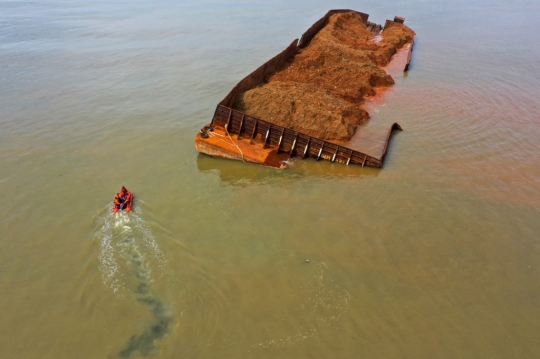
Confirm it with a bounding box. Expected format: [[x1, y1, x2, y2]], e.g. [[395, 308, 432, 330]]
[[113, 186, 134, 213]]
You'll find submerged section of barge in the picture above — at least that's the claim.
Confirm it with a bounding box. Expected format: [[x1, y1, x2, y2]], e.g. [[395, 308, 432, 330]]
[[196, 10, 415, 168]]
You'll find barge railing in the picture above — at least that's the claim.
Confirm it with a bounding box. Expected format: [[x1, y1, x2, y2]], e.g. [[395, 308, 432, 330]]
[[209, 105, 401, 168]]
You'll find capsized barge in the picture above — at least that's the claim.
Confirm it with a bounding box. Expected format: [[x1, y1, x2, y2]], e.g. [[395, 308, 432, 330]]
[[196, 10, 415, 168]]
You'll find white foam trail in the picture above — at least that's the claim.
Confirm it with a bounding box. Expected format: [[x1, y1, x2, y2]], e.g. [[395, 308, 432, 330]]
[[93, 203, 168, 296], [93, 203, 173, 356]]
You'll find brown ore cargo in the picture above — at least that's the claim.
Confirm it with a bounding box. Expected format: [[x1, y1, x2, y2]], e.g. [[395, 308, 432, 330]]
[[195, 9, 415, 168]]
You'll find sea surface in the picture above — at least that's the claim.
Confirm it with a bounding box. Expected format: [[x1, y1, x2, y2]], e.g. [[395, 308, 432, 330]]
[[1, 0, 540, 358]]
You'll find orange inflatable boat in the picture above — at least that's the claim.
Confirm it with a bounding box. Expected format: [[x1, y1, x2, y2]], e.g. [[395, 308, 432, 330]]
[[113, 186, 134, 213]]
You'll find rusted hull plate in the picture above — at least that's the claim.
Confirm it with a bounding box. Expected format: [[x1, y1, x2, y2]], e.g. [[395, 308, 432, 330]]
[[197, 106, 402, 169], [195, 128, 290, 168]]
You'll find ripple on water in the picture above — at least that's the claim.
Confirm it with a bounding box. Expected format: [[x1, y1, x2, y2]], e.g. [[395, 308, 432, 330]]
[[247, 261, 352, 350]]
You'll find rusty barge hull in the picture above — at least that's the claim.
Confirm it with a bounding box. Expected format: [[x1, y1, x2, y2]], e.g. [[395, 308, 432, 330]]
[[196, 10, 415, 168], [196, 105, 402, 168]]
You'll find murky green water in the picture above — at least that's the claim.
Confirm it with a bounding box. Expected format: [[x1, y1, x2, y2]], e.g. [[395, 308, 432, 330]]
[[1, 0, 540, 358]]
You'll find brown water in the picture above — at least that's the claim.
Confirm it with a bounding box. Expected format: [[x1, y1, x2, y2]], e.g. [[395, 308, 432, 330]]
[[1, 1, 540, 358]]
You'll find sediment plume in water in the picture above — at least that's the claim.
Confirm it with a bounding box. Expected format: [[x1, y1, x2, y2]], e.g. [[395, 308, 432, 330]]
[[93, 205, 171, 357], [119, 281, 170, 358], [233, 11, 414, 141]]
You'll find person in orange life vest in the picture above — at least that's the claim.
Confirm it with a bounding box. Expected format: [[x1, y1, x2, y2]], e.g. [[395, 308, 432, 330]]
[[123, 189, 132, 206], [114, 193, 123, 211], [119, 187, 127, 201]]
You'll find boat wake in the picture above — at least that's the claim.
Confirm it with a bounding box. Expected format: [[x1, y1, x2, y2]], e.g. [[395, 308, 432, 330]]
[[93, 204, 171, 357]]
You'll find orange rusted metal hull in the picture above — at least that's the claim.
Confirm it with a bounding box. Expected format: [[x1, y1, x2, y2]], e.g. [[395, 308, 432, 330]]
[[195, 127, 290, 168], [197, 106, 402, 168]]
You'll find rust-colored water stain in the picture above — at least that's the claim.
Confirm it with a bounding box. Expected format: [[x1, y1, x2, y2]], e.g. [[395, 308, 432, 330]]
[[335, 42, 412, 157], [384, 41, 414, 73]]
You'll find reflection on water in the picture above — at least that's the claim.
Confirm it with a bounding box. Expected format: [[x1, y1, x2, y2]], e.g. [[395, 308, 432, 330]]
[[93, 204, 171, 357], [196, 153, 380, 187]]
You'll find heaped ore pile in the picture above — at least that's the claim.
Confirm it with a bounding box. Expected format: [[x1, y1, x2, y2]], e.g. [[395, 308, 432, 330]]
[[233, 11, 415, 141]]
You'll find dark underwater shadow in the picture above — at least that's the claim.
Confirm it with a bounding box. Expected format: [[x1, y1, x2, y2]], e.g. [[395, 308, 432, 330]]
[[119, 281, 170, 358]]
